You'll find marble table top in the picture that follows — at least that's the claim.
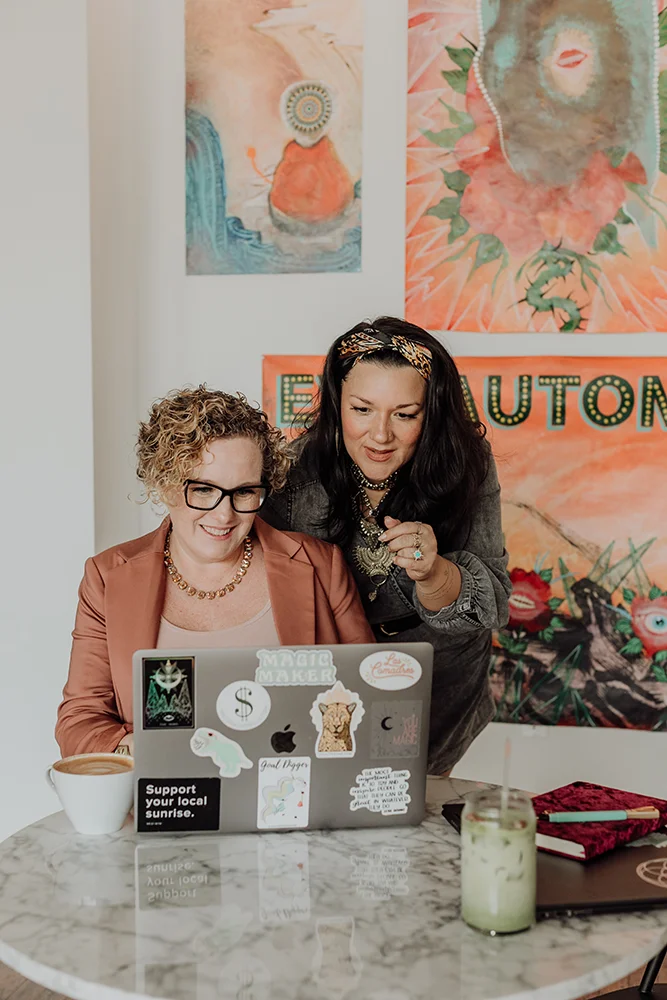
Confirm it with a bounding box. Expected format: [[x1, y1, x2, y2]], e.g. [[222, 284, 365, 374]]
[[2, 777, 667, 1000]]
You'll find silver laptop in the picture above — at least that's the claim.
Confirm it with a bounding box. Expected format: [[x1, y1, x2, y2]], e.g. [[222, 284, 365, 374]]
[[132, 643, 433, 835]]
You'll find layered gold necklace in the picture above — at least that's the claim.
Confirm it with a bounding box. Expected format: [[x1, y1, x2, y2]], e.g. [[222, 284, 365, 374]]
[[350, 464, 398, 602], [164, 530, 253, 600]]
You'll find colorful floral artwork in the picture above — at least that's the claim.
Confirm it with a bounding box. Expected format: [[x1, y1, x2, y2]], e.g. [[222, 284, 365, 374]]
[[464, 356, 667, 729], [407, 0, 667, 332], [263, 354, 667, 729], [186, 0, 362, 275]]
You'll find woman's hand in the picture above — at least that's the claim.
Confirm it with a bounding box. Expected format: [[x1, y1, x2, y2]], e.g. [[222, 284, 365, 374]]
[[381, 516, 462, 609], [380, 516, 439, 583], [118, 733, 134, 756]]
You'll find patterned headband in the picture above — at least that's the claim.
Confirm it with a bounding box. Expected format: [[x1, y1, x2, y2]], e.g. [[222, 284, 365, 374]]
[[338, 328, 432, 380]]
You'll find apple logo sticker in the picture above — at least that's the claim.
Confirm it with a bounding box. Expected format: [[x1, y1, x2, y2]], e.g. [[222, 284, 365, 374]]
[[271, 724, 296, 755]]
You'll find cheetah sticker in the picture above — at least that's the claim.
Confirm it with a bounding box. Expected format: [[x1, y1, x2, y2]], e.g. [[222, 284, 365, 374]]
[[310, 681, 365, 759]]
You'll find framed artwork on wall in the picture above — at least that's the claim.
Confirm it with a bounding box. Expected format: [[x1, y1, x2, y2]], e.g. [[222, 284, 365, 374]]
[[186, 0, 363, 275], [407, 0, 667, 333]]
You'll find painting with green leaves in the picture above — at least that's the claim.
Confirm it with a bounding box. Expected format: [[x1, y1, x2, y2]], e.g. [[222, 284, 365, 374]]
[[407, 0, 667, 333], [458, 356, 667, 730]]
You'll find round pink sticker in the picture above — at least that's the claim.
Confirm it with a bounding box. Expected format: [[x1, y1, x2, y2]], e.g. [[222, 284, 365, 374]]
[[359, 650, 422, 691]]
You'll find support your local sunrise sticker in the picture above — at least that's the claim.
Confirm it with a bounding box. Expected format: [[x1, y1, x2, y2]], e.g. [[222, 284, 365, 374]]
[[359, 650, 422, 691]]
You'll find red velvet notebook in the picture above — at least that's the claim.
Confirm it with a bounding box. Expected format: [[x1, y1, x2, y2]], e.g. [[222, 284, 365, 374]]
[[532, 781, 667, 861]]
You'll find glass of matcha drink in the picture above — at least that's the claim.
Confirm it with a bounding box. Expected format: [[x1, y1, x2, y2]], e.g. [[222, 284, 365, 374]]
[[461, 788, 536, 934]]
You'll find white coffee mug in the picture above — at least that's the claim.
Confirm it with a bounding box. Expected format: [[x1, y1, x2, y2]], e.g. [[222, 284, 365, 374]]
[[46, 753, 134, 835]]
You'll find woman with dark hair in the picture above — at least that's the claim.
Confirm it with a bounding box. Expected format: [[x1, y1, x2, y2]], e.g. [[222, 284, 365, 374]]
[[261, 317, 511, 773]]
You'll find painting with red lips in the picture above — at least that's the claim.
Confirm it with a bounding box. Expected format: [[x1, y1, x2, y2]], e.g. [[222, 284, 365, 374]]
[[407, 0, 667, 333], [263, 353, 667, 729]]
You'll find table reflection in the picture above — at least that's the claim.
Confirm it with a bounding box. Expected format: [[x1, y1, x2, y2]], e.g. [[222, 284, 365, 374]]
[[132, 830, 416, 1000]]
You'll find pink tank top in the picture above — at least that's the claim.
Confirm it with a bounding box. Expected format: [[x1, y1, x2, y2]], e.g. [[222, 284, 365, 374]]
[[156, 600, 280, 649]]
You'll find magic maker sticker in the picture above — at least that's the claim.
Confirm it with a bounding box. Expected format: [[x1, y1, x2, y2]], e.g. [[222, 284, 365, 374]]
[[255, 648, 337, 686]]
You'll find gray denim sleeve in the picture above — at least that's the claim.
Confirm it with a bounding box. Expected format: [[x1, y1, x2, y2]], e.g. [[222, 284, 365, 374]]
[[260, 489, 292, 532], [413, 454, 511, 635]]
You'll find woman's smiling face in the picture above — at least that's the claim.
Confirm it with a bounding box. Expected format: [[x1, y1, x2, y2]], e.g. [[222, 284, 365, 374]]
[[167, 437, 263, 564], [340, 360, 426, 481]]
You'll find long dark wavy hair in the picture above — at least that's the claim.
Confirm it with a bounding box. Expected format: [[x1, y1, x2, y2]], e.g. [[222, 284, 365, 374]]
[[298, 317, 489, 550]]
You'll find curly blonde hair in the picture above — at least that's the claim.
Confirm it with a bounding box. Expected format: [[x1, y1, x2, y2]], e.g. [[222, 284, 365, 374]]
[[136, 385, 290, 504]]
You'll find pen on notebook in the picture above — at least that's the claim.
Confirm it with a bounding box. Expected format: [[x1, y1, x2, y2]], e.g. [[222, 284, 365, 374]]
[[539, 807, 660, 824]]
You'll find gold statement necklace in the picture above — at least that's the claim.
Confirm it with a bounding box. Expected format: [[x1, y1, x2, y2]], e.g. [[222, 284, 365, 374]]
[[350, 464, 398, 602], [164, 530, 253, 600]]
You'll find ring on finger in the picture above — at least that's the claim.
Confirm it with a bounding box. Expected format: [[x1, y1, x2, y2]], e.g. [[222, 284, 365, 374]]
[[413, 534, 424, 561]]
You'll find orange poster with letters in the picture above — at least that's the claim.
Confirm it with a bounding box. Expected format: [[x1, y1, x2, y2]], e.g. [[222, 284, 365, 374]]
[[263, 354, 667, 728], [407, 0, 667, 333], [263, 355, 323, 439]]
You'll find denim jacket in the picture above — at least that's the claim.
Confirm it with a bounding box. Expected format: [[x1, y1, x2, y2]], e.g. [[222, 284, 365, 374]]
[[261, 454, 511, 773]]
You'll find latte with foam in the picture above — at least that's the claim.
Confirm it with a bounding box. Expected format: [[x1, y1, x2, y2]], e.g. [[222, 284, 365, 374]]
[[54, 754, 133, 776]]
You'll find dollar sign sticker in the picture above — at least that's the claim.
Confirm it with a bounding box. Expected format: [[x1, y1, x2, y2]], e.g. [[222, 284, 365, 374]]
[[217, 679, 270, 730], [235, 686, 253, 721]]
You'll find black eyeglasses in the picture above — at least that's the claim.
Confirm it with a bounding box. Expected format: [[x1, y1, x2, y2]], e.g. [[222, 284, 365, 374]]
[[184, 480, 269, 513]]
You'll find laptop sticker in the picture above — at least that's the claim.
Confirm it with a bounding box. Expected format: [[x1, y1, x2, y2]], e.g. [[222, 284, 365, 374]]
[[310, 681, 365, 759], [142, 657, 194, 730], [371, 701, 422, 759], [255, 648, 337, 686], [136, 777, 220, 832], [349, 767, 411, 817], [190, 728, 253, 778], [359, 649, 422, 691], [257, 757, 311, 830], [216, 679, 271, 731]]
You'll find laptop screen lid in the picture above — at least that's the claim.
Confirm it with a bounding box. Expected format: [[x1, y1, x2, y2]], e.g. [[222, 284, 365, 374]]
[[133, 642, 433, 836]]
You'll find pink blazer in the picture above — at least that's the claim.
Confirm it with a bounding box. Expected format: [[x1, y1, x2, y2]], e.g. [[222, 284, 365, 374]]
[[56, 517, 374, 758]]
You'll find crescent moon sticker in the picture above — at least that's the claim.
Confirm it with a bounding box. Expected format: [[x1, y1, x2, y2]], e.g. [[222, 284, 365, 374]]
[[381, 716, 393, 731]]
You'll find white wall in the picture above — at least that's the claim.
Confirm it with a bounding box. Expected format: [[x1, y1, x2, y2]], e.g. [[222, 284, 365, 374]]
[[0, 0, 94, 841], [89, 0, 409, 548], [89, 1, 667, 797]]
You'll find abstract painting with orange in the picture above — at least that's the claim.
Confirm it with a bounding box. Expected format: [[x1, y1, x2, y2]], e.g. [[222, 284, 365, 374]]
[[465, 357, 667, 728], [264, 353, 667, 728], [186, 0, 362, 275], [407, 0, 667, 332]]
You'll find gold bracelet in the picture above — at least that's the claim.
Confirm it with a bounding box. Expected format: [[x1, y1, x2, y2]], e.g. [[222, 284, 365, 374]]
[[416, 563, 454, 601]]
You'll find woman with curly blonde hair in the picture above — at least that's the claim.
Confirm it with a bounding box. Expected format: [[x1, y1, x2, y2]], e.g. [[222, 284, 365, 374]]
[[56, 387, 373, 758]]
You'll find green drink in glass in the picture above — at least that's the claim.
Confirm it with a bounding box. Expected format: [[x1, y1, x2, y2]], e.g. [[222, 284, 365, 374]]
[[461, 788, 536, 934]]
